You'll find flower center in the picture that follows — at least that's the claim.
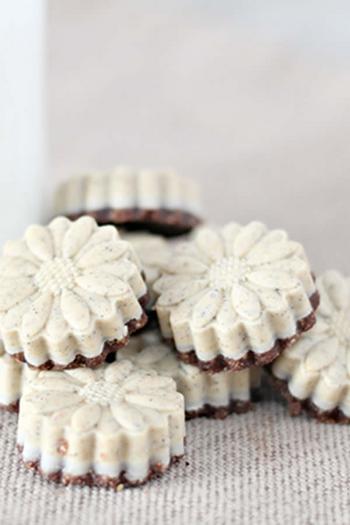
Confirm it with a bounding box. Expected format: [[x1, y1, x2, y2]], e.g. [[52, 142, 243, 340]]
[[79, 380, 121, 406], [332, 311, 350, 347], [209, 257, 247, 290], [35, 258, 79, 294]]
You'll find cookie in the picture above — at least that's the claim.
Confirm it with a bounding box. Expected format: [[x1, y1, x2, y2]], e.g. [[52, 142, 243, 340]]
[[117, 331, 261, 419], [54, 167, 201, 236], [271, 270, 350, 423], [18, 360, 185, 488], [122, 233, 172, 309], [0, 216, 148, 370], [154, 222, 319, 373]]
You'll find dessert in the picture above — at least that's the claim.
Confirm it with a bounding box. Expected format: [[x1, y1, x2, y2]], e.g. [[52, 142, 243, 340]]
[[155, 222, 319, 372], [0, 216, 148, 370], [53, 167, 201, 236], [118, 331, 262, 419], [271, 270, 350, 423], [18, 360, 185, 488]]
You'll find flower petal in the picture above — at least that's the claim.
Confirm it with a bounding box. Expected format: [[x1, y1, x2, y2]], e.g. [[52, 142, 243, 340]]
[[76, 271, 129, 297], [74, 226, 119, 258], [111, 401, 146, 431], [0, 277, 36, 312], [222, 222, 241, 256], [304, 338, 338, 372], [66, 368, 96, 384], [75, 287, 114, 319], [23, 391, 81, 414], [22, 291, 53, 339], [232, 284, 261, 320], [233, 222, 266, 258], [63, 216, 95, 258], [258, 289, 287, 313], [322, 270, 349, 311], [71, 403, 101, 432], [153, 275, 194, 294], [3, 239, 39, 264], [157, 279, 207, 307], [32, 377, 77, 393], [247, 240, 298, 266], [25, 225, 54, 261], [195, 228, 224, 261], [192, 289, 223, 329], [0, 256, 38, 278], [46, 295, 68, 339], [105, 360, 134, 383], [60, 290, 91, 331], [247, 270, 299, 290], [125, 392, 181, 411], [49, 216, 71, 257], [216, 297, 237, 327], [76, 241, 129, 269]]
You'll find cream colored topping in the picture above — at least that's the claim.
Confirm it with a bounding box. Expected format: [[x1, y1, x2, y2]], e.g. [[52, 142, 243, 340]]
[[155, 222, 316, 362], [122, 233, 172, 305], [18, 360, 185, 480], [0, 341, 37, 406], [54, 167, 201, 216], [0, 217, 147, 367], [118, 331, 261, 412], [272, 270, 350, 416]]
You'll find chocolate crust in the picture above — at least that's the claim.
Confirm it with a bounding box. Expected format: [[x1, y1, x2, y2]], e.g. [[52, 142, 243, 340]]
[[186, 398, 254, 420], [11, 304, 148, 371], [67, 208, 201, 237], [18, 446, 183, 490], [267, 373, 350, 424], [176, 291, 320, 373], [0, 400, 19, 413]]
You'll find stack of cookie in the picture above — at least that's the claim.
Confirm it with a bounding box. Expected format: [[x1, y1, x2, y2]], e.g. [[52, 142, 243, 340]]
[[0, 166, 348, 491]]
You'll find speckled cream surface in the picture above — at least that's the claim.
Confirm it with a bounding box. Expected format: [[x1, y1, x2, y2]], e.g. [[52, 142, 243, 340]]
[[117, 331, 261, 416], [54, 167, 201, 216], [18, 360, 185, 483], [0, 342, 32, 409], [0, 216, 147, 368], [155, 222, 317, 364], [272, 270, 350, 417], [122, 233, 172, 306]]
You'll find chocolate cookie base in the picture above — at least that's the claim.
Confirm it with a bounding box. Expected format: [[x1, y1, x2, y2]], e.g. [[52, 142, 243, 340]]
[[176, 291, 320, 373], [18, 447, 183, 490], [0, 400, 19, 413], [186, 399, 254, 420], [12, 310, 148, 372], [67, 208, 201, 237], [268, 373, 350, 424]]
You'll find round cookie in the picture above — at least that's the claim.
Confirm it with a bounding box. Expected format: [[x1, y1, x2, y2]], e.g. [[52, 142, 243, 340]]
[[117, 331, 262, 419], [271, 270, 350, 423], [0, 216, 148, 370], [18, 360, 185, 488], [53, 167, 202, 236], [154, 222, 319, 372]]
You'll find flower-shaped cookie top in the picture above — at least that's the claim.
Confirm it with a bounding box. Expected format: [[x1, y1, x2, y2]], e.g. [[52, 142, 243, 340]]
[[155, 222, 316, 363], [0, 216, 147, 367], [272, 271, 350, 415], [22, 360, 184, 433]]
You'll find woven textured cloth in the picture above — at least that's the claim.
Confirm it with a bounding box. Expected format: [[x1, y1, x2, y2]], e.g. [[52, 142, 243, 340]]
[[1, 396, 349, 525]]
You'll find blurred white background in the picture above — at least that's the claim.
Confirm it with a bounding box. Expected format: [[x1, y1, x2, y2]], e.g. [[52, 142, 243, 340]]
[[49, 0, 350, 272]]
